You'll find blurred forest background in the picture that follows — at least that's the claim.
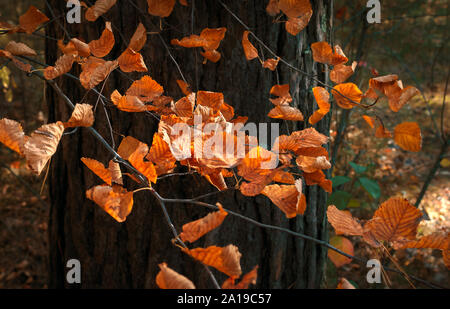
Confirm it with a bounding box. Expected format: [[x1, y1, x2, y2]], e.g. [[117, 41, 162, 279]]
[[0, 0, 448, 288]]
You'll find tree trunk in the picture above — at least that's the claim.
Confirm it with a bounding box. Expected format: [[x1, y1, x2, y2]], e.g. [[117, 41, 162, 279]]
[[45, 0, 332, 289]]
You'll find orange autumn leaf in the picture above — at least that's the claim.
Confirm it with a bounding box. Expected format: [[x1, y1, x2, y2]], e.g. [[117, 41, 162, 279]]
[[176, 79, 192, 95], [375, 124, 392, 138], [126, 75, 164, 102], [268, 105, 304, 121], [311, 42, 348, 66], [200, 49, 221, 63], [394, 122, 422, 152], [266, 0, 280, 16], [128, 23, 147, 52], [4, 41, 37, 57], [64, 103, 94, 128], [328, 236, 354, 268], [309, 86, 330, 125], [222, 266, 258, 289], [365, 197, 422, 243], [111, 90, 147, 112], [44, 54, 77, 80], [296, 155, 331, 173], [242, 31, 258, 61], [197, 91, 224, 110], [269, 84, 292, 105], [88, 22, 115, 58], [327, 205, 364, 236], [147, 0, 176, 18], [118, 48, 148, 72], [182, 245, 242, 278], [362, 115, 375, 129], [80, 59, 118, 89], [156, 263, 196, 289], [68, 38, 91, 58], [81, 157, 114, 185], [261, 179, 307, 218], [172, 27, 226, 51], [173, 93, 195, 118], [262, 57, 280, 71], [85, 0, 117, 22], [278, 0, 312, 19], [146, 133, 177, 175], [272, 170, 296, 184], [285, 12, 312, 36], [388, 86, 420, 112], [86, 184, 133, 222], [18, 5, 49, 34], [23, 122, 65, 175], [330, 61, 357, 84], [117, 136, 157, 184], [331, 83, 362, 109], [392, 233, 449, 250], [179, 203, 228, 243], [0, 118, 26, 155], [337, 278, 356, 289]]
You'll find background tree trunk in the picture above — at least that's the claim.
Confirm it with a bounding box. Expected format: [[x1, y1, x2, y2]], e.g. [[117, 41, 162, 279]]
[[45, 0, 333, 288]]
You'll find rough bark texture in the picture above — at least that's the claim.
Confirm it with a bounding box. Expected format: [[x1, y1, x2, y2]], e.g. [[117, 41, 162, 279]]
[[45, 0, 332, 288]]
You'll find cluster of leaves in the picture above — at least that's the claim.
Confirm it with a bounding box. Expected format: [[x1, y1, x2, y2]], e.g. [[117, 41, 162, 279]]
[[0, 0, 446, 289]]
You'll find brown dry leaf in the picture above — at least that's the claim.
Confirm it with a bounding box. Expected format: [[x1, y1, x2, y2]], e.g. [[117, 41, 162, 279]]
[[219, 102, 234, 121], [44, 54, 77, 80], [337, 278, 356, 289], [81, 157, 113, 185], [222, 266, 258, 289], [331, 83, 362, 109], [118, 48, 148, 72], [327, 205, 364, 236], [80, 59, 118, 89], [0, 118, 26, 155], [147, 0, 176, 18], [369, 74, 398, 94], [171, 27, 226, 53], [272, 170, 295, 184], [285, 11, 312, 36], [279, 0, 312, 19], [309, 86, 330, 125], [156, 263, 195, 289], [182, 245, 242, 278], [126, 75, 164, 102], [179, 203, 228, 243], [394, 122, 421, 152], [88, 22, 115, 58], [129, 23, 147, 52], [23, 122, 65, 175], [330, 61, 357, 84], [18, 5, 49, 34], [262, 179, 307, 218], [366, 197, 422, 243], [262, 57, 280, 71], [4, 41, 37, 56], [85, 0, 117, 22], [86, 184, 133, 222], [268, 105, 304, 121], [179, 0, 188, 6], [64, 103, 94, 128], [242, 31, 258, 61], [328, 236, 354, 268]]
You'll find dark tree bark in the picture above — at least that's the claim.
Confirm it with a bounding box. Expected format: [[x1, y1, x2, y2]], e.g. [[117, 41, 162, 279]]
[[45, 0, 333, 288]]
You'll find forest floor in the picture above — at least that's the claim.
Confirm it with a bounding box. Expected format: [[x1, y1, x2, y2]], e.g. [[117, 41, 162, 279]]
[[0, 87, 448, 289]]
